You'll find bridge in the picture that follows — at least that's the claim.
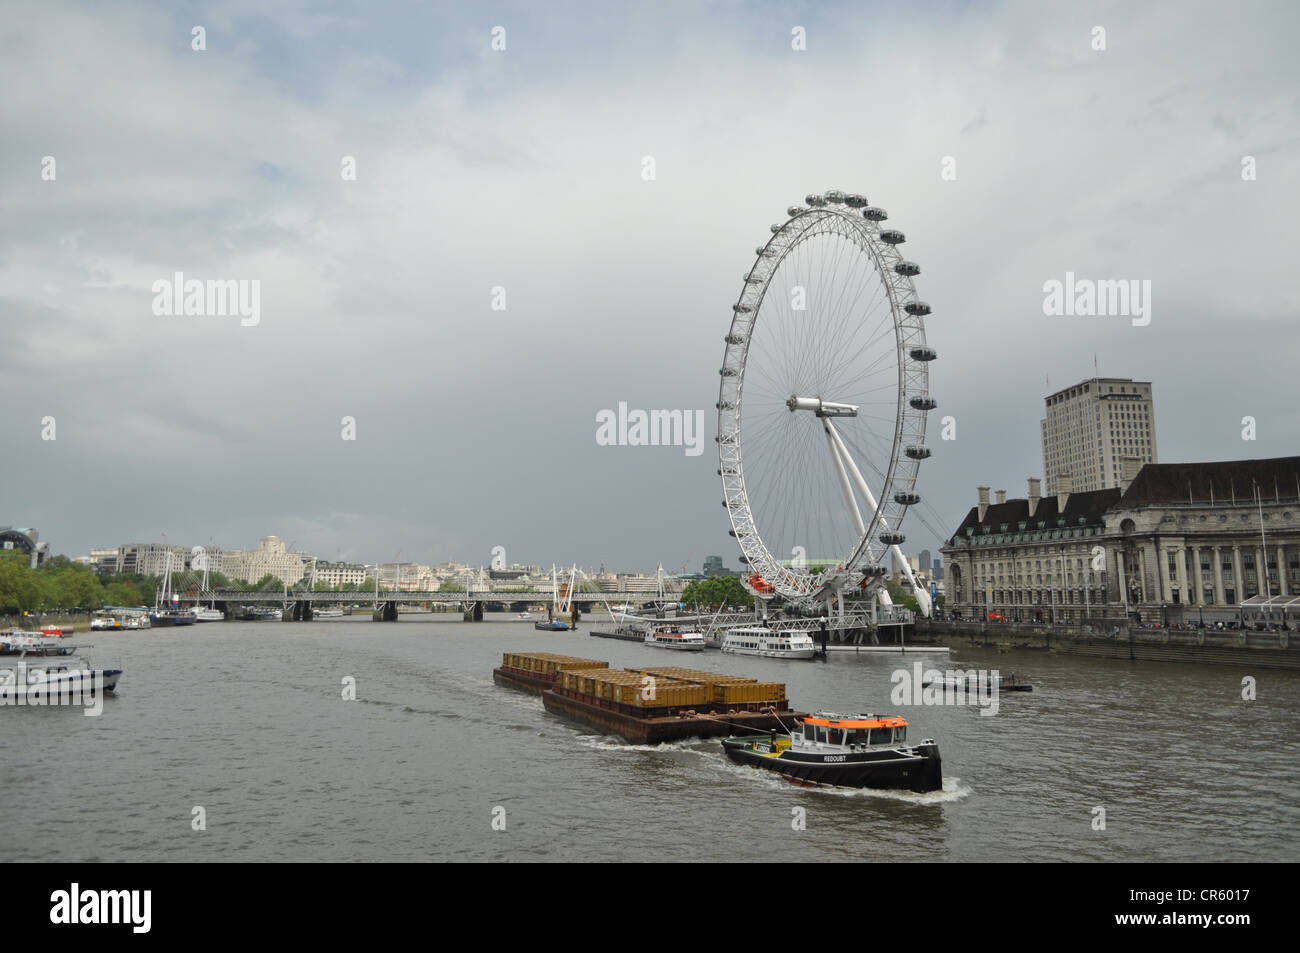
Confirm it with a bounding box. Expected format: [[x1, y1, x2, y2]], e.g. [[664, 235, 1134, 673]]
[[180, 588, 675, 621]]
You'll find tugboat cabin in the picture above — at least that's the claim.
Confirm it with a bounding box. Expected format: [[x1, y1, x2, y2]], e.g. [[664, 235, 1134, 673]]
[[796, 714, 908, 750]]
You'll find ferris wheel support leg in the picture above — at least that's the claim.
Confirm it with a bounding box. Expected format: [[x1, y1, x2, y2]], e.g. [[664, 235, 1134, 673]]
[[891, 545, 933, 618], [825, 418, 933, 619], [824, 419, 885, 542], [823, 422, 866, 537]]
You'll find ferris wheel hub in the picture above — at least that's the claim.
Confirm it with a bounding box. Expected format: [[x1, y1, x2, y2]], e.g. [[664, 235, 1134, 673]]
[[786, 396, 859, 417]]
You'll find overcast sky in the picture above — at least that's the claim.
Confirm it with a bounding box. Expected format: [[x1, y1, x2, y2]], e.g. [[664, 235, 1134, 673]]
[[3, 0, 1297, 572]]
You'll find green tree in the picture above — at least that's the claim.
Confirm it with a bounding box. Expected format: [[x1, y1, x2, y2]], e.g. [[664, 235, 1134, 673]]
[[103, 581, 145, 607], [0, 551, 44, 613], [681, 575, 752, 609], [439, 581, 465, 592]]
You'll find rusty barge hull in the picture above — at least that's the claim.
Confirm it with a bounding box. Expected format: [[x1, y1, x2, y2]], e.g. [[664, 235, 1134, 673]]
[[493, 666, 559, 694], [540, 687, 804, 745]]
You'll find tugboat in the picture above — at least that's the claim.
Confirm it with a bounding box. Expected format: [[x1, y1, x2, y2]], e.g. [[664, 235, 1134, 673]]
[[721, 711, 942, 792]]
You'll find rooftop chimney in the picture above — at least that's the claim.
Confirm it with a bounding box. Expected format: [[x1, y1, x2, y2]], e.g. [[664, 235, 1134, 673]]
[[995, 489, 1007, 505], [1056, 472, 1072, 512], [1118, 456, 1143, 494], [977, 486, 990, 522], [1028, 478, 1041, 518]]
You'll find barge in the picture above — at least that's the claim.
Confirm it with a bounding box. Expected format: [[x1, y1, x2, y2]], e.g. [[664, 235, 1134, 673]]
[[494, 653, 805, 745]]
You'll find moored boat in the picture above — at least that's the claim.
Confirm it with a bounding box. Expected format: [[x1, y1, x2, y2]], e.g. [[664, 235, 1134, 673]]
[[644, 630, 706, 651], [534, 619, 571, 631], [722, 711, 942, 792], [191, 606, 225, 622], [149, 608, 196, 627], [0, 632, 80, 657], [721, 627, 816, 659]]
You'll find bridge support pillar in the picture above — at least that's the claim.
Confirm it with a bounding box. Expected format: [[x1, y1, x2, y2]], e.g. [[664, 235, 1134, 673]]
[[463, 601, 483, 622], [372, 601, 398, 621]]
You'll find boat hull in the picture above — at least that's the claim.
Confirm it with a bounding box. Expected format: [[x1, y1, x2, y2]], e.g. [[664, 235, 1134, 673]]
[[722, 737, 942, 793], [150, 613, 195, 627], [721, 646, 815, 659]]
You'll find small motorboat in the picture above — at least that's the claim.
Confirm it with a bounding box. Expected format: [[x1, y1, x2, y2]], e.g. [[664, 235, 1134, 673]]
[[0, 655, 122, 700], [722, 712, 942, 792], [516, 612, 532, 620], [921, 671, 1033, 693], [534, 619, 571, 631]]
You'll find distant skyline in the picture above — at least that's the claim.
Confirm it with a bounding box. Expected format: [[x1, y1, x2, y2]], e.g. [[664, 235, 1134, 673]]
[[4, 2, 1298, 572]]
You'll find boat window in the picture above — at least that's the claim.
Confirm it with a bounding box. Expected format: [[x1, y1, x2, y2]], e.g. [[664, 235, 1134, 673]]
[[895, 726, 906, 743], [848, 729, 869, 746], [827, 728, 844, 745], [870, 728, 893, 745], [815, 726, 828, 744]]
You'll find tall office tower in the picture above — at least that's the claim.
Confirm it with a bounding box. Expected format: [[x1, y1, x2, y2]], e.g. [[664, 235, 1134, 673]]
[[1041, 378, 1157, 495]]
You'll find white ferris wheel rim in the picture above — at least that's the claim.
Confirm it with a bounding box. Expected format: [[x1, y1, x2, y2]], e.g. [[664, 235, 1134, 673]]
[[717, 191, 934, 601]]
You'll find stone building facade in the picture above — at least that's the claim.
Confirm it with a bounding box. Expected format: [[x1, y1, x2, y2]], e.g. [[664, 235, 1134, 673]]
[[941, 457, 1300, 624]]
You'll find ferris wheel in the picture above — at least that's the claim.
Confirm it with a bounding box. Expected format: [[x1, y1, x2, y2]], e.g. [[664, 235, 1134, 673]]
[[717, 189, 935, 613]]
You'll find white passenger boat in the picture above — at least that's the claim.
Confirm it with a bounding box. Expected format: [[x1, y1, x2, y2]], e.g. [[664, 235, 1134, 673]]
[[191, 606, 225, 622], [312, 607, 344, 618], [0, 632, 79, 657], [720, 627, 816, 659], [644, 630, 706, 651]]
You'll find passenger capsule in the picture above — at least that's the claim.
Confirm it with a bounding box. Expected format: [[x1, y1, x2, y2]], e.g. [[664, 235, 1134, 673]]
[[862, 566, 889, 577], [895, 261, 920, 276], [909, 346, 937, 362], [823, 190, 847, 204], [844, 194, 868, 208], [805, 194, 827, 207], [787, 205, 806, 216], [904, 301, 931, 317], [863, 207, 888, 222], [893, 491, 921, 505], [905, 445, 932, 460], [720, 367, 737, 377], [909, 396, 938, 411], [724, 334, 745, 345], [733, 303, 753, 313], [879, 229, 905, 244], [879, 532, 906, 545]]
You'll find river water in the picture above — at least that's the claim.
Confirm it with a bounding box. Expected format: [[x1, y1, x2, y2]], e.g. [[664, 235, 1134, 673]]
[[2, 615, 1296, 862]]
